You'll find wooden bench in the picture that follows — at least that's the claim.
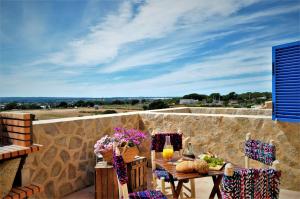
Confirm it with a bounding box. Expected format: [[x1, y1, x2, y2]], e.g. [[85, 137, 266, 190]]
[[0, 112, 42, 199]]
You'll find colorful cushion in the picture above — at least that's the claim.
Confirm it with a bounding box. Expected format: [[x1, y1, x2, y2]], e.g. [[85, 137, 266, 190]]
[[151, 133, 182, 152], [129, 190, 167, 199], [113, 153, 128, 185], [154, 168, 171, 182], [221, 168, 281, 199], [245, 139, 276, 165]]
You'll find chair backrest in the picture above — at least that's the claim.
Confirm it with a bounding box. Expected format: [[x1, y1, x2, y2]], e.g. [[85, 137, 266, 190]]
[[222, 165, 281, 199], [244, 133, 277, 168], [151, 133, 183, 152], [150, 130, 188, 170], [113, 143, 129, 199]]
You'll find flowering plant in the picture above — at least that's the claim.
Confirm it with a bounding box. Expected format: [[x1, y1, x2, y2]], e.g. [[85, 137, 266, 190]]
[[114, 127, 146, 147], [94, 135, 114, 155]]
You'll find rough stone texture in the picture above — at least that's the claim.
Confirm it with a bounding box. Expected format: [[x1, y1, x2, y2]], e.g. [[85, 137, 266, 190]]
[[60, 150, 70, 163], [22, 109, 299, 199], [51, 162, 62, 177], [69, 136, 83, 150], [68, 164, 76, 180], [44, 181, 55, 199], [32, 168, 48, 185], [42, 146, 58, 166], [151, 107, 272, 116], [59, 183, 73, 196]]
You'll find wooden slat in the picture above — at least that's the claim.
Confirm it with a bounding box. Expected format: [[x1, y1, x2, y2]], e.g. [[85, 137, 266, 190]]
[[101, 168, 108, 199], [107, 166, 113, 199]]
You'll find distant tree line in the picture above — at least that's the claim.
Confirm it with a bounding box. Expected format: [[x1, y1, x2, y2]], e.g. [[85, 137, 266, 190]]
[[182, 92, 272, 107], [1, 99, 149, 111], [1, 92, 271, 111]]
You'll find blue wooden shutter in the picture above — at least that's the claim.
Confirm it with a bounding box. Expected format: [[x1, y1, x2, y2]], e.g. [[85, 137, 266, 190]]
[[272, 41, 300, 122]]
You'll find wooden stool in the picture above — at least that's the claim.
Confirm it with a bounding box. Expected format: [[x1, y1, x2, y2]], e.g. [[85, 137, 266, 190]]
[[95, 163, 119, 199]]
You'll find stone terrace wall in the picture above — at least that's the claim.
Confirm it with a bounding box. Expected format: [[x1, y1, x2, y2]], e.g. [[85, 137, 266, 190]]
[[189, 107, 272, 116], [23, 113, 140, 199], [152, 107, 272, 116], [150, 107, 191, 113], [139, 112, 300, 191]]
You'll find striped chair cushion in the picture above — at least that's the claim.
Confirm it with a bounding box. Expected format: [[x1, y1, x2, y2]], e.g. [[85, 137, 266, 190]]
[[113, 153, 128, 185], [154, 168, 171, 182], [221, 168, 281, 199], [245, 139, 276, 165], [129, 190, 167, 199]]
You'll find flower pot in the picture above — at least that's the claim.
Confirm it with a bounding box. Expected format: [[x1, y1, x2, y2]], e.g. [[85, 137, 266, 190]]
[[100, 148, 113, 164], [120, 145, 139, 163]]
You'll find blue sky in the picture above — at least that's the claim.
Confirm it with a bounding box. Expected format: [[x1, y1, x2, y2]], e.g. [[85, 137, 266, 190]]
[[0, 0, 299, 97]]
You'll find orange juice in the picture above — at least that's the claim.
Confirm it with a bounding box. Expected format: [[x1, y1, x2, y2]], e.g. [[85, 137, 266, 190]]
[[163, 148, 174, 160]]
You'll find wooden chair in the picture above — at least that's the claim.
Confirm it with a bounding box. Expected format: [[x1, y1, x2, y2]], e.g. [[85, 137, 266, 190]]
[[222, 133, 281, 198], [113, 143, 167, 199], [151, 130, 195, 198]]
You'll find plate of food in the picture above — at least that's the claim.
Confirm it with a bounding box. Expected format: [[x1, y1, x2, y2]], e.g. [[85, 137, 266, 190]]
[[198, 153, 225, 171]]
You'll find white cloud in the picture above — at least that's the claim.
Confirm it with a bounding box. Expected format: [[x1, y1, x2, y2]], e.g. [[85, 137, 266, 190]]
[[30, 0, 260, 68]]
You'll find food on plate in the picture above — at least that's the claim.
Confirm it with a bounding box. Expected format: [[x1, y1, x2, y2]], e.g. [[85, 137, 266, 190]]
[[198, 153, 225, 170], [193, 159, 209, 174], [175, 161, 195, 173]]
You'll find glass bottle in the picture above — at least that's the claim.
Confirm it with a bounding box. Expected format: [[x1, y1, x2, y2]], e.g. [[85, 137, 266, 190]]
[[183, 142, 195, 159], [162, 136, 174, 161]]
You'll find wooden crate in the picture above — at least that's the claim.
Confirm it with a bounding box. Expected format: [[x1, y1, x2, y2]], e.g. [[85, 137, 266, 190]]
[[94, 163, 119, 199], [127, 157, 147, 193]]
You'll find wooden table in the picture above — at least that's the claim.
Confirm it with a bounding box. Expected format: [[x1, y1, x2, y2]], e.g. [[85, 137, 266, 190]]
[[154, 158, 225, 199]]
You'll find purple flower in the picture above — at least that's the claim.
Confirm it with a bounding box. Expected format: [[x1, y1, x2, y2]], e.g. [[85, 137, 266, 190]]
[[113, 127, 146, 147]]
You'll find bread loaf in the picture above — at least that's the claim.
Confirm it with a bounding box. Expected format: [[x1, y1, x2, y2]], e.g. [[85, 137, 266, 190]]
[[176, 161, 194, 173], [194, 159, 209, 174]]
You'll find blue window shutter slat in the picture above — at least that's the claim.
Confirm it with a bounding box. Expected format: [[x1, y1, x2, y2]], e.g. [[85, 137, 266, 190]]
[[272, 41, 300, 123]]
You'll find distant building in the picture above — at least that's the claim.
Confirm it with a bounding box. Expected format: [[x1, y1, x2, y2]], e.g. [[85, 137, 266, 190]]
[[94, 105, 101, 110], [258, 96, 267, 100], [0, 104, 5, 110], [212, 99, 224, 106], [228, 100, 239, 106], [179, 99, 199, 105]]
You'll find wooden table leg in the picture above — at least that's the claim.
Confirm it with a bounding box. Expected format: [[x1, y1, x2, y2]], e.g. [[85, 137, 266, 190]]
[[169, 174, 184, 199], [209, 175, 222, 199]]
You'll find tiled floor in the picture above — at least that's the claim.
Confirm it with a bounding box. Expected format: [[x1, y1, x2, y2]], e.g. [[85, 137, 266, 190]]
[[63, 177, 300, 199]]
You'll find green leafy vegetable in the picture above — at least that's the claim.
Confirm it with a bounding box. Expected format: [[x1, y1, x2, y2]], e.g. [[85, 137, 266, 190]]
[[203, 156, 224, 167]]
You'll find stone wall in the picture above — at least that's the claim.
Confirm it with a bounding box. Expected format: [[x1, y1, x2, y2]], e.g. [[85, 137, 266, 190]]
[[23, 113, 140, 198], [22, 108, 300, 198], [139, 112, 300, 191], [152, 107, 272, 116]]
